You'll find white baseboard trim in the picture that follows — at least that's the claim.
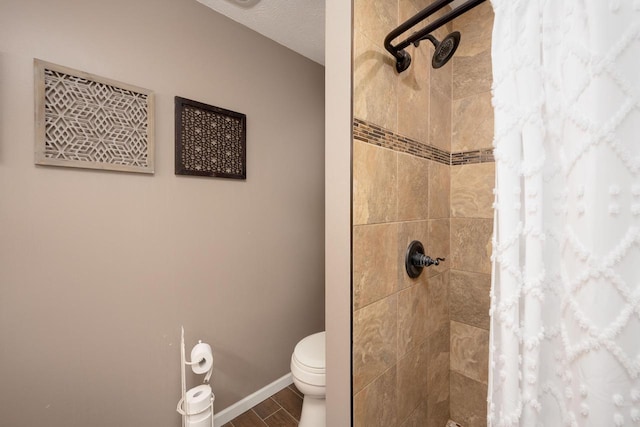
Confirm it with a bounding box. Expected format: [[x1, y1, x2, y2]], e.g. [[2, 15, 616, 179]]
[[213, 372, 293, 427]]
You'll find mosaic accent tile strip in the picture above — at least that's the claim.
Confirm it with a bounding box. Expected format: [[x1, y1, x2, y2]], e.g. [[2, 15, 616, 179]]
[[451, 149, 494, 165], [353, 118, 494, 165], [34, 59, 155, 174], [353, 118, 450, 165]]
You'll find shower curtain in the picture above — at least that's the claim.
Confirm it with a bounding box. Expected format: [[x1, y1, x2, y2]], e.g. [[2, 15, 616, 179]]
[[488, 1, 640, 426]]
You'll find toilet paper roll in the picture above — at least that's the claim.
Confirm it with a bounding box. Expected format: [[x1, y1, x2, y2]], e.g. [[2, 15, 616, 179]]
[[190, 342, 213, 375], [185, 384, 212, 415]]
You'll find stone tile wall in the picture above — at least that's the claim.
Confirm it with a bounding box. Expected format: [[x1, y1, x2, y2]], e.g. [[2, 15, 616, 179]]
[[449, 3, 495, 427], [352, 142, 452, 427], [351, 1, 495, 426], [352, 1, 453, 426]]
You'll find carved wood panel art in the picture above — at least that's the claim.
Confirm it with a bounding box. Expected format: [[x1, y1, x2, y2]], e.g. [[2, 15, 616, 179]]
[[34, 59, 155, 173], [175, 97, 246, 179]]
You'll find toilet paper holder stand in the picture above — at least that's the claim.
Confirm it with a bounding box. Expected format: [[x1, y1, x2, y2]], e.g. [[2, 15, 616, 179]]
[[177, 327, 215, 427]]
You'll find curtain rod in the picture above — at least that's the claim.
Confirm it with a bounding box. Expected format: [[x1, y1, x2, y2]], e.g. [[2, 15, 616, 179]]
[[384, 0, 487, 72]]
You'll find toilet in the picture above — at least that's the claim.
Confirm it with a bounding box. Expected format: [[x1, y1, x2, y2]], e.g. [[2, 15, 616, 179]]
[[290, 331, 326, 427]]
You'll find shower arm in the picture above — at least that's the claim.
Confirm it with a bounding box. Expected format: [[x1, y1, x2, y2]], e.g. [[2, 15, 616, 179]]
[[384, 0, 486, 72]]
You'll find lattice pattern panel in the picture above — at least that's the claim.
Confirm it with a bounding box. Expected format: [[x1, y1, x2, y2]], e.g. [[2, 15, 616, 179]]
[[34, 59, 154, 174], [175, 97, 246, 179]]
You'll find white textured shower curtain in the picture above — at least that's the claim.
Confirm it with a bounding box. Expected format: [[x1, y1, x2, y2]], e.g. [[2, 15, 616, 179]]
[[488, 1, 640, 426]]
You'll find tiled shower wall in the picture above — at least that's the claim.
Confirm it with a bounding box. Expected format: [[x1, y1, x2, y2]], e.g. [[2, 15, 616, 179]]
[[352, 1, 495, 427], [352, 1, 453, 426], [449, 4, 494, 426]]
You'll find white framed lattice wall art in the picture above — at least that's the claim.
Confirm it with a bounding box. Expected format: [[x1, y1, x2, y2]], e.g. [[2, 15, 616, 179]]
[[175, 96, 246, 180], [34, 59, 155, 174]]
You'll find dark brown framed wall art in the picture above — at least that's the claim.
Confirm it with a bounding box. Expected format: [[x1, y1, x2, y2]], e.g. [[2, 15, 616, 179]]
[[175, 96, 247, 180]]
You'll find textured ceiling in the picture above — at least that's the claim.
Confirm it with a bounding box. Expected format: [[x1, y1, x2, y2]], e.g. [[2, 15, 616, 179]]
[[196, 0, 471, 67], [197, 0, 325, 65]]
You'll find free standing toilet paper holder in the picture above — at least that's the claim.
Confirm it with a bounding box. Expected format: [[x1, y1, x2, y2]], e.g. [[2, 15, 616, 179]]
[[177, 327, 215, 427]]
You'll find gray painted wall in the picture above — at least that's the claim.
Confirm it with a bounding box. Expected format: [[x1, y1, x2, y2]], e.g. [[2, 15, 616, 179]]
[[0, 0, 325, 425]]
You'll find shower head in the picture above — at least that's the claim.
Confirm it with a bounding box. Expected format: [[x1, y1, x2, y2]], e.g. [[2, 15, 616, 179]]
[[431, 31, 461, 68], [414, 31, 461, 69]]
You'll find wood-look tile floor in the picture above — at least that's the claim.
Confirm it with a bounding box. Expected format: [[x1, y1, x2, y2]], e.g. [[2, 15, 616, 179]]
[[221, 385, 459, 427], [222, 384, 303, 427]]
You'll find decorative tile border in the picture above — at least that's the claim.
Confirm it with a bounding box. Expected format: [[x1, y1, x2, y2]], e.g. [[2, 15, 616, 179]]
[[451, 148, 494, 165], [353, 118, 494, 165], [353, 118, 450, 165]]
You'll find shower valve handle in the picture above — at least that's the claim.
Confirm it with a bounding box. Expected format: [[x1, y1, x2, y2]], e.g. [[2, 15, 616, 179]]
[[405, 240, 445, 278], [411, 253, 445, 267]]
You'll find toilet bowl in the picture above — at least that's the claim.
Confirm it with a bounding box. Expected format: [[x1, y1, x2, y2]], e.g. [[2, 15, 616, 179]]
[[291, 331, 325, 427]]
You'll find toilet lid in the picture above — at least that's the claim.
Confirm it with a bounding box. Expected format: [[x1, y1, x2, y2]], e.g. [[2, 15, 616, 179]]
[[293, 331, 325, 370]]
